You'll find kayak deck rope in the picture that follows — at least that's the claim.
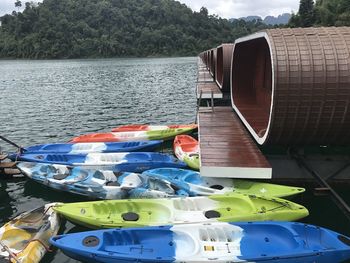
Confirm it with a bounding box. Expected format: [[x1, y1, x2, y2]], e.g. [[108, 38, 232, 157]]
[[0, 240, 20, 263]]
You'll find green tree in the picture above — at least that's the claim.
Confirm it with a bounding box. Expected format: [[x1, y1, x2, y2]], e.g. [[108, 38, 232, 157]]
[[0, 0, 272, 59], [289, 0, 315, 27], [299, 0, 315, 26], [15, 0, 22, 10]]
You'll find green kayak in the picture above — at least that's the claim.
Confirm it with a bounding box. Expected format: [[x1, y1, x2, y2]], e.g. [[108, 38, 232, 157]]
[[231, 179, 305, 198], [53, 193, 309, 229]]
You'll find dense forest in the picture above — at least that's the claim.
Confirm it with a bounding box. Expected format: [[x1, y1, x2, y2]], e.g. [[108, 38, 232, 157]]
[[1, 0, 348, 59], [0, 0, 269, 59], [290, 0, 350, 27]]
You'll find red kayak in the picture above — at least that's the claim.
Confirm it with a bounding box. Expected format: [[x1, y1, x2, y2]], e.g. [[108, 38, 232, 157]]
[[173, 135, 200, 170], [111, 124, 197, 132]]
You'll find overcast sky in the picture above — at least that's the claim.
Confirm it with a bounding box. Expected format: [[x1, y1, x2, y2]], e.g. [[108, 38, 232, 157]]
[[0, 0, 299, 18]]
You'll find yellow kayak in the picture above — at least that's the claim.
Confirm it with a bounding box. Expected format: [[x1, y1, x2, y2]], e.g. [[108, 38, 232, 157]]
[[0, 203, 60, 263]]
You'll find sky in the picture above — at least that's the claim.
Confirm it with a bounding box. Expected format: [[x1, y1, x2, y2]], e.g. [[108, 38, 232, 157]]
[[178, 0, 299, 18], [0, 0, 300, 18]]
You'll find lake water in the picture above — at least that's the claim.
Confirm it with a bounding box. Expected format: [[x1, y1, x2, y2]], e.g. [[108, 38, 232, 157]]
[[1, 57, 350, 263], [0, 57, 197, 262]]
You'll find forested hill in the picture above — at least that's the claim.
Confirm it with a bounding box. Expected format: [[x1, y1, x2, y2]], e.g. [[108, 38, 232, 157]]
[[289, 0, 350, 27], [0, 0, 268, 59]]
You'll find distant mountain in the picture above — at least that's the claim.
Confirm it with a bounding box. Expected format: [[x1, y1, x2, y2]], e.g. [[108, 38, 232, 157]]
[[263, 13, 291, 25], [239, 16, 261, 22], [233, 13, 291, 25]]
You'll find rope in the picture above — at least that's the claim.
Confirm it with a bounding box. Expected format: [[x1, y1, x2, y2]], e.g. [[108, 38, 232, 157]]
[[0, 205, 57, 261], [0, 240, 20, 263], [3, 237, 54, 263]]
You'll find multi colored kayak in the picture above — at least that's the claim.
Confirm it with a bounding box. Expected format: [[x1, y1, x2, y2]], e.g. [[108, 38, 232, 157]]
[[53, 193, 308, 229], [10, 152, 187, 172], [50, 221, 350, 263], [17, 162, 182, 199], [174, 135, 199, 170], [0, 203, 60, 263], [143, 168, 305, 198], [69, 127, 196, 143], [21, 141, 162, 154], [17, 162, 127, 199], [111, 124, 197, 132]]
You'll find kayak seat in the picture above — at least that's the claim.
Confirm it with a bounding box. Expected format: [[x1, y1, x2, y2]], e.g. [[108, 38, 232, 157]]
[[182, 173, 202, 185], [103, 230, 140, 246], [53, 173, 70, 180], [181, 144, 198, 152], [106, 181, 120, 186], [292, 223, 343, 251], [1, 228, 34, 251], [173, 231, 197, 258]]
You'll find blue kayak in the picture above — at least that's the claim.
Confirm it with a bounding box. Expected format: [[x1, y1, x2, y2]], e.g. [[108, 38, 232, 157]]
[[10, 152, 187, 172], [17, 162, 183, 199], [20, 141, 162, 154], [142, 168, 305, 198], [50, 221, 350, 263]]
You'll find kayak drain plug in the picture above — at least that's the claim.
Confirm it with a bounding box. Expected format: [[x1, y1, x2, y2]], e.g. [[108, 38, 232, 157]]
[[82, 236, 100, 247]]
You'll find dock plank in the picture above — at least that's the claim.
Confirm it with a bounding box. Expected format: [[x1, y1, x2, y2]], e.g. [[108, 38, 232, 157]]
[[197, 82, 223, 99], [197, 71, 214, 83], [198, 106, 272, 178], [0, 162, 17, 169], [0, 154, 8, 161]]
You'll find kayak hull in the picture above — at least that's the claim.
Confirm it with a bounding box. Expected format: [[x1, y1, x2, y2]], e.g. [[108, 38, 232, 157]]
[[23, 141, 162, 154], [70, 127, 196, 143], [53, 194, 309, 229], [142, 168, 305, 198], [112, 124, 197, 132], [11, 152, 187, 173], [50, 221, 350, 263], [173, 135, 200, 170], [17, 163, 183, 199], [0, 203, 60, 263]]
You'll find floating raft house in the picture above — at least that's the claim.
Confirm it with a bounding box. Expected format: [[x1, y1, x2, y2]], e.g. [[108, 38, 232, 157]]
[[197, 27, 350, 182]]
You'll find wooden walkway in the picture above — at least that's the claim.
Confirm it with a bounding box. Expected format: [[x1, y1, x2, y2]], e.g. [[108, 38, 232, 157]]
[[196, 61, 222, 99], [197, 82, 222, 99], [198, 106, 272, 178], [197, 71, 214, 83]]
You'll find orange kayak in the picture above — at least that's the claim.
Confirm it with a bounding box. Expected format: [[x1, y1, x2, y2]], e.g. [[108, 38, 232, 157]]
[[111, 124, 197, 132], [70, 133, 118, 143], [173, 135, 200, 170]]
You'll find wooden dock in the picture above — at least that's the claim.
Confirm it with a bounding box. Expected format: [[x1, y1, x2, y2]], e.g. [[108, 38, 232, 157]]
[[198, 106, 272, 178], [197, 82, 223, 99], [197, 71, 214, 83], [197, 60, 222, 99], [0, 154, 21, 177]]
